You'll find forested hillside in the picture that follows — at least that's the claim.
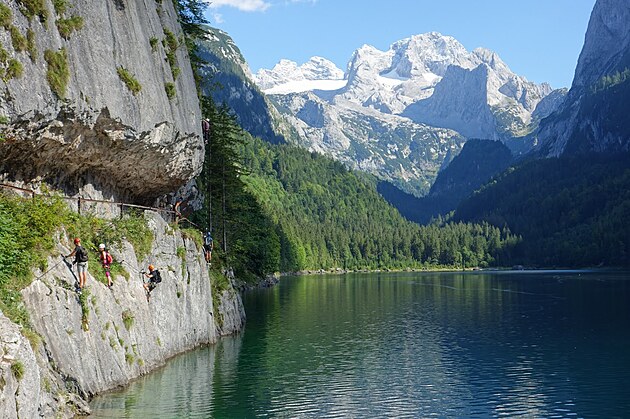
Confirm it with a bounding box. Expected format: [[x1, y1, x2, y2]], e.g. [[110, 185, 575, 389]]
[[189, 97, 520, 277], [237, 136, 521, 272], [455, 153, 630, 267], [379, 139, 513, 224]]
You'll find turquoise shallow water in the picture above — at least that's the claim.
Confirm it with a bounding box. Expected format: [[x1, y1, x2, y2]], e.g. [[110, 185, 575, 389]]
[[91, 271, 630, 418]]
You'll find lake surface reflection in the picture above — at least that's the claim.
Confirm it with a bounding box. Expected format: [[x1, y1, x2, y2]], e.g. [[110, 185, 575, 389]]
[[91, 271, 630, 418]]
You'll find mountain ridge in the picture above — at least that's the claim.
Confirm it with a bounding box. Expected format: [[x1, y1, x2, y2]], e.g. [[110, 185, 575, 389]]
[[253, 32, 565, 195]]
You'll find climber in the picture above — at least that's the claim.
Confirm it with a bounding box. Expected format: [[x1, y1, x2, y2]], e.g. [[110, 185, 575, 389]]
[[203, 231, 213, 264], [98, 243, 114, 288], [202, 118, 211, 144], [142, 264, 162, 301], [174, 198, 183, 225], [64, 237, 88, 292]]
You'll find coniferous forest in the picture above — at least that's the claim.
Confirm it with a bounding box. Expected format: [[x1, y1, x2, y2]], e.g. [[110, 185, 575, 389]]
[[180, 0, 630, 281], [455, 153, 630, 267], [190, 97, 519, 280]]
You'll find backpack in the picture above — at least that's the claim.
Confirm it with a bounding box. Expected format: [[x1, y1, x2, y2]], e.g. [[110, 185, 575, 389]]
[[204, 234, 213, 246], [75, 246, 88, 263], [105, 251, 113, 265], [152, 269, 162, 284]]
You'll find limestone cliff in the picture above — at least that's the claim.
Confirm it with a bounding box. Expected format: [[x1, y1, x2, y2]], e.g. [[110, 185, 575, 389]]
[[0, 0, 203, 202], [532, 0, 630, 156], [0, 212, 245, 417]]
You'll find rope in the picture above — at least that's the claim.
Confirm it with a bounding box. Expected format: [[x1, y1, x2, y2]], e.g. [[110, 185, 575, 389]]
[[180, 217, 202, 230], [0, 183, 177, 216], [34, 257, 67, 281]]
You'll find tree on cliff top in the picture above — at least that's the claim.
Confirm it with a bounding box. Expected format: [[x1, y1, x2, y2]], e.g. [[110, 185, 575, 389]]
[[173, 0, 208, 34]]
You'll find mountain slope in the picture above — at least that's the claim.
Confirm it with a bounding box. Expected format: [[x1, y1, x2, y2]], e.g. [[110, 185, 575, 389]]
[[256, 32, 564, 195], [454, 153, 630, 267], [270, 91, 465, 195], [531, 0, 630, 156], [454, 0, 630, 267], [379, 139, 513, 224], [239, 136, 519, 270], [195, 27, 293, 144]]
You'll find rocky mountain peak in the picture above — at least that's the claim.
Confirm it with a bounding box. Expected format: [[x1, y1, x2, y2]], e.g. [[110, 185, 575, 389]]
[[531, 0, 630, 157], [255, 56, 344, 91], [572, 0, 630, 90], [473, 48, 512, 76], [301, 56, 345, 80], [387, 32, 477, 78], [249, 32, 564, 194]]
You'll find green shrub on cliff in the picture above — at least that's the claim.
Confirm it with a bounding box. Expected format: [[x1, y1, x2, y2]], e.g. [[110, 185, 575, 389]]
[[0, 193, 154, 334], [149, 36, 159, 52], [117, 66, 142, 95], [4, 59, 23, 81], [165, 82, 176, 99], [0, 195, 68, 329], [122, 309, 134, 331], [9, 26, 27, 52], [26, 28, 37, 61], [0, 4, 12, 29], [17, 0, 49, 23], [11, 361, 25, 381], [56, 15, 83, 39], [44, 48, 69, 99], [52, 0, 68, 15]]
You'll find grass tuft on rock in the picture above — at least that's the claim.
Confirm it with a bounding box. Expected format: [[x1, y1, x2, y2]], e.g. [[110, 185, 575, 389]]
[[56, 15, 83, 39], [26, 28, 37, 61], [44, 48, 69, 99], [17, 0, 49, 23], [0, 4, 12, 29], [52, 0, 68, 15], [125, 352, 135, 365], [165, 82, 176, 99], [0, 45, 8, 64], [149, 36, 159, 52], [122, 309, 134, 331], [10, 26, 27, 52], [3, 59, 23, 81], [11, 361, 25, 381], [117, 66, 142, 95], [78, 288, 90, 331]]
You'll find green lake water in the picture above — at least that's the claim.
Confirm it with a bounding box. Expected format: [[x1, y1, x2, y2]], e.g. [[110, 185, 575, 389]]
[[91, 271, 630, 418]]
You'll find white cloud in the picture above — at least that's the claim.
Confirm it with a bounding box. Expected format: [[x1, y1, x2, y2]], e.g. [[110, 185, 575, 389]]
[[206, 0, 271, 12], [211, 12, 225, 24]]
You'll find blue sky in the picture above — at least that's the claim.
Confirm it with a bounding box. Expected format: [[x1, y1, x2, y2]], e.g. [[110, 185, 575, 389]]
[[205, 0, 597, 89]]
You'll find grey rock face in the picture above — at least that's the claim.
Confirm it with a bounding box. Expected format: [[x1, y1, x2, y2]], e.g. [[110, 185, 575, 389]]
[[1, 211, 244, 415], [0, 314, 40, 419], [254, 32, 563, 194], [571, 0, 630, 91], [404, 65, 497, 140], [0, 0, 203, 202], [273, 91, 465, 196], [532, 0, 630, 156]]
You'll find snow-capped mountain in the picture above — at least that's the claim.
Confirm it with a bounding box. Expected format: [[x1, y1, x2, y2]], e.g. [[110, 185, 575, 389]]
[[254, 32, 565, 195], [256, 57, 345, 93], [271, 91, 466, 194]]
